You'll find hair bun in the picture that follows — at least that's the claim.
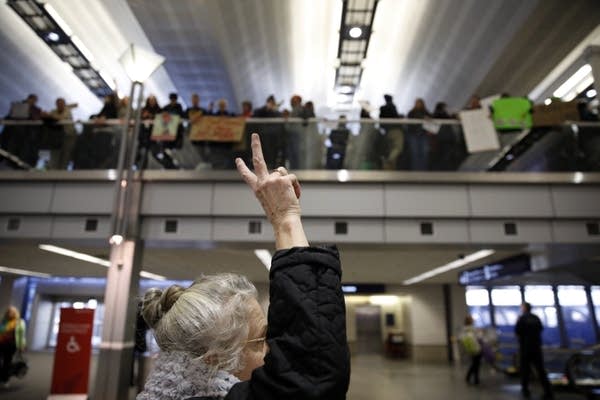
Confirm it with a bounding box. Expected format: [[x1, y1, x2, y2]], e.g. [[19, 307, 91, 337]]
[[141, 285, 185, 329]]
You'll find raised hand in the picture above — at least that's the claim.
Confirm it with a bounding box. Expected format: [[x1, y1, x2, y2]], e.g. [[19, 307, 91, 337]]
[[236, 133, 308, 249]]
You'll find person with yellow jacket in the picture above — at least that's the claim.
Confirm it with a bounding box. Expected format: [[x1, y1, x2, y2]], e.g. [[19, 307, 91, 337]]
[[0, 306, 26, 387]]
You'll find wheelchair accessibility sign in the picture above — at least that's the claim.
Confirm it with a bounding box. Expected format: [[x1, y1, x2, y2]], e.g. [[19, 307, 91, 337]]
[[50, 308, 95, 395]]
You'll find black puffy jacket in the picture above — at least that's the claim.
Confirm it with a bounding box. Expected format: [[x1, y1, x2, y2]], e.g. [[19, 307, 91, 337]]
[[189, 245, 350, 400]]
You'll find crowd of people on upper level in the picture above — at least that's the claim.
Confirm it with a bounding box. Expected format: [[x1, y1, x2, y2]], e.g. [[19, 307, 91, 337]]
[[1, 89, 597, 172]]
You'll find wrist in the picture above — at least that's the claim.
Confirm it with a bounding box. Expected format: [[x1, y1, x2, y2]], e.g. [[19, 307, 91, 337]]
[[273, 215, 308, 250]]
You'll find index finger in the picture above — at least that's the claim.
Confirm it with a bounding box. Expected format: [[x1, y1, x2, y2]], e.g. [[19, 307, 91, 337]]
[[250, 133, 268, 178]]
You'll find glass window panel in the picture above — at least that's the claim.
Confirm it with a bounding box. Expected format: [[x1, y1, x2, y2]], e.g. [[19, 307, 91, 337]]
[[558, 286, 596, 348], [524, 285, 555, 306], [491, 286, 522, 306], [531, 306, 561, 347], [466, 287, 489, 306], [592, 287, 600, 328], [468, 306, 491, 327], [591, 286, 600, 305], [558, 285, 587, 306]]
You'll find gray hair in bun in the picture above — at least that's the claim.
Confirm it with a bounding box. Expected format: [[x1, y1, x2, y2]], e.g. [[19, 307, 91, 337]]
[[141, 273, 258, 374]]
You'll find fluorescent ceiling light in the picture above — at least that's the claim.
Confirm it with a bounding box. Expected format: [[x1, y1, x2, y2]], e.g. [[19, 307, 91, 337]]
[[71, 35, 95, 62], [553, 64, 592, 99], [38, 244, 166, 280], [369, 295, 399, 306], [403, 249, 495, 285], [43, 3, 72, 36], [39, 244, 111, 267], [0, 265, 51, 278], [254, 249, 272, 271], [338, 85, 354, 94], [140, 271, 167, 281]]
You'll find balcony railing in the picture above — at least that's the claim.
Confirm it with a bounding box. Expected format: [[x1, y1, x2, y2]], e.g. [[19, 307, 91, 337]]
[[1, 118, 599, 173]]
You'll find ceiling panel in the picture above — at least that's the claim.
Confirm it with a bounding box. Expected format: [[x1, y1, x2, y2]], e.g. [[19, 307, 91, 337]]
[[0, 240, 521, 285], [360, 0, 540, 113], [0, 3, 101, 120], [127, 0, 340, 113], [474, 0, 600, 99]]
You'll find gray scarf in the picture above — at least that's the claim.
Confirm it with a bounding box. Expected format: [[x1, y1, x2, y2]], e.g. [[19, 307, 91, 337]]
[[136, 351, 239, 400]]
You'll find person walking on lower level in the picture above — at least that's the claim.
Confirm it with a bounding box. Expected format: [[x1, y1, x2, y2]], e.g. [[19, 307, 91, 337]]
[[0, 306, 26, 388], [515, 302, 553, 399], [461, 315, 482, 385]]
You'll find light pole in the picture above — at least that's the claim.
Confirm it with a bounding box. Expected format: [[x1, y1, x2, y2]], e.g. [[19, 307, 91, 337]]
[[94, 44, 164, 400]]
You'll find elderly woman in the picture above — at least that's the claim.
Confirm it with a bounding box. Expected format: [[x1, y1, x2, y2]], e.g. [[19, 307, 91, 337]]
[[137, 133, 350, 400], [0, 306, 26, 387]]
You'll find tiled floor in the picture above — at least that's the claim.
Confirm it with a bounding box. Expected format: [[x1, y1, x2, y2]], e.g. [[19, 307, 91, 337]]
[[0, 351, 586, 399], [348, 354, 582, 400]]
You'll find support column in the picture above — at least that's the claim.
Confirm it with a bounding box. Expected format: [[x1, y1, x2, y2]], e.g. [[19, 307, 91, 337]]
[[0, 275, 16, 312], [92, 239, 143, 400], [584, 45, 600, 86]]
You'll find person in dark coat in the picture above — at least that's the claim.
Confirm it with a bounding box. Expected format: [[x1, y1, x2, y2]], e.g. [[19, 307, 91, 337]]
[[252, 96, 284, 168], [137, 134, 350, 400], [515, 302, 553, 399], [162, 93, 185, 117], [379, 94, 404, 169]]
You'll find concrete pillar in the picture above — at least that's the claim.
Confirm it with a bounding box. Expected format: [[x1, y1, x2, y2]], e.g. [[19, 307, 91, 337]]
[[92, 240, 143, 400], [584, 45, 600, 87], [0, 275, 16, 313]]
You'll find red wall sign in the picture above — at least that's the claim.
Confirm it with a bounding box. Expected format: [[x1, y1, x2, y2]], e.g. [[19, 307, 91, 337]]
[[49, 308, 95, 396]]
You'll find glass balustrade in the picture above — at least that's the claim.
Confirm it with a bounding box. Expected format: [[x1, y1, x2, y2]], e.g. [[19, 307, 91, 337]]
[[1, 118, 599, 172]]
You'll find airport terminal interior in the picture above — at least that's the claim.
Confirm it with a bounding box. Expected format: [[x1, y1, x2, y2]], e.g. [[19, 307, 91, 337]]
[[1, 0, 600, 399]]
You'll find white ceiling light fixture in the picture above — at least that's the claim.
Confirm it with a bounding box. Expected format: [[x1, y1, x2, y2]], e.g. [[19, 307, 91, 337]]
[[140, 271, 167, 281], [119, 43, 165, 83], [43, 3, 73, 36], [39, 244, 111, 267], [553, 64, 592, 99], [38, 244, 166, 280], [587, 89, 597, 98], [349, 26, 363, 39], [0, 265, 51, 278], [254, 249, 272, 271], [369, 295, 399, 306], [71, 35, 95, 62], [403, 249, 495, 285]]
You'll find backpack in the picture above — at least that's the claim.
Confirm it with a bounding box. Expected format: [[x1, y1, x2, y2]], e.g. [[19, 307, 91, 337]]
[[461, 330, 481, 355]]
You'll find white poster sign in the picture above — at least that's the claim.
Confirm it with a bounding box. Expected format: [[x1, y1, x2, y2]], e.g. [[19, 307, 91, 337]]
[[459, 109, 500, 153]]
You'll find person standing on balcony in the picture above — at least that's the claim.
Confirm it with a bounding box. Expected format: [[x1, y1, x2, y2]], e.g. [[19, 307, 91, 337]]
[[379, 94, 404, 170], [47, 98, 77, 170], [406, 98, 432, 171], [252, 95, 283, 169]]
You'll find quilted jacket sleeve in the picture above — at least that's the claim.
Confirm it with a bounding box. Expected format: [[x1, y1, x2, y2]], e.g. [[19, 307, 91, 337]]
[[226, 245, 350, 400]]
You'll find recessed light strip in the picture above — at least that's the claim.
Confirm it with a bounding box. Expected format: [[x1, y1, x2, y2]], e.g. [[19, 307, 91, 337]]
[[0, 265, 52, 278], [403, 249, 495, 285], [38, 244, 166, 280], [39, 244, 111, 267]]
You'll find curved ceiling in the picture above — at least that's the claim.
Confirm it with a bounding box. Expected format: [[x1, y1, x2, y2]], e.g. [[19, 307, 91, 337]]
[[1, 0, 598, 118]]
